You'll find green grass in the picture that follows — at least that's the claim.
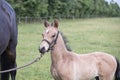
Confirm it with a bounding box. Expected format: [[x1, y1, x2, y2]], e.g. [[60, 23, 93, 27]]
[[16, 18, 120, 80]]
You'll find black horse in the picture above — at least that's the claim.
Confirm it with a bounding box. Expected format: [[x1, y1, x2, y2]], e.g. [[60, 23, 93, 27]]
[[0, 0, 18, 80]]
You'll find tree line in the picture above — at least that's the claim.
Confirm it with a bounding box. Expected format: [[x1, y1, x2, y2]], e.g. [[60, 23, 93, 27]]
[[7, 0, 120, 18]]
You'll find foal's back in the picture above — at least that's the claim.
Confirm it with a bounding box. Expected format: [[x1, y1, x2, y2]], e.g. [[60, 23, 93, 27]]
[[71, 51, 117, 80]]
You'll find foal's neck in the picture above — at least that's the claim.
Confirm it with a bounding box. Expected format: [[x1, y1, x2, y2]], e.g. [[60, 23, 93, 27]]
[[51, 33, 69, 63]]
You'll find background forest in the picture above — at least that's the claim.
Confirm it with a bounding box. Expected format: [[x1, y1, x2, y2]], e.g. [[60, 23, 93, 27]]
[[7, 0, 120, 19]]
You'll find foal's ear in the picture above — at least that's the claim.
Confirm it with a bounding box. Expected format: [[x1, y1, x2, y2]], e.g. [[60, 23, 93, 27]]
[[54, 19, 59, 28], [44, 20, 49, 28]]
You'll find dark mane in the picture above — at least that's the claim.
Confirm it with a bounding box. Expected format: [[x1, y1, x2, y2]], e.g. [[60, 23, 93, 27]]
[[60, 31, 72, 51]]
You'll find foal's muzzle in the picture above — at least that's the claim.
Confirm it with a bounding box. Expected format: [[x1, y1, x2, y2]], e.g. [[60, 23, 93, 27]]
[[39, 41, 50, 54], [39, 47, 46, 54]]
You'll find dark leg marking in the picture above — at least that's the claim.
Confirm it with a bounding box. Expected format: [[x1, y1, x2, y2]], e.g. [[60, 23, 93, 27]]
[[95, 76, 99, 80]]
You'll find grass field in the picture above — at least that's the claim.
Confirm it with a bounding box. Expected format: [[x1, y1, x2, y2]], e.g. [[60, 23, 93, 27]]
[[16, 18, 120, 80]]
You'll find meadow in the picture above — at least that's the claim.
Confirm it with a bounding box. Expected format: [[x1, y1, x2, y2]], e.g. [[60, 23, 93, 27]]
[[16, 18, 120, 80]]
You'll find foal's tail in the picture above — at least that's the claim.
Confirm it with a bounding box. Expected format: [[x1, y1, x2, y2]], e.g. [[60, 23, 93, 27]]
[[115, 58, 120, 80]]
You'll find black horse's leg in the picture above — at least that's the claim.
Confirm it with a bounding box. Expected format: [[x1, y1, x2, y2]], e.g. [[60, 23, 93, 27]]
[[1, 52, 10, 80], [95, 76, 99, 80], [1, 48, 17, 80], [6, 40, 17, 80], [10, 63, 17, 80]]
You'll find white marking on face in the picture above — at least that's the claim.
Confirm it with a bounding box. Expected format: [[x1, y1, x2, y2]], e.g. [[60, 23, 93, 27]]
[[46, 29, 49, 34]]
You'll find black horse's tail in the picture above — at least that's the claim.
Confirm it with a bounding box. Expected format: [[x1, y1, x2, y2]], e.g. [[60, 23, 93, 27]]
[[115, 58, 120, 80]]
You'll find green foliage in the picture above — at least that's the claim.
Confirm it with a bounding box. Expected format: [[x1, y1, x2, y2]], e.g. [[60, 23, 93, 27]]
[[7, 0, 120, 18], [7, 0, 48, 17]]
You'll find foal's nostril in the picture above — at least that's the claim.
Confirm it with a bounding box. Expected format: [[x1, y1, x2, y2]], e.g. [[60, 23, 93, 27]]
[[39, 47, 46, 54]]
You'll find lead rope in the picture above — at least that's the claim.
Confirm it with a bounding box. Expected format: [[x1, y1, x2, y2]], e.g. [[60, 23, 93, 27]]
[[0, 54, 43, 74]]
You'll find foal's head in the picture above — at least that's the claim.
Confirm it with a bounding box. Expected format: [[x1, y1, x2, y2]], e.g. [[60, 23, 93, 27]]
[[39, 19, 59, 54]]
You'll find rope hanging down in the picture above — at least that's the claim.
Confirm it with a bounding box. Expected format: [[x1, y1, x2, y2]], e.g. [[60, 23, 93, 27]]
[[0, 54, 43, 74]]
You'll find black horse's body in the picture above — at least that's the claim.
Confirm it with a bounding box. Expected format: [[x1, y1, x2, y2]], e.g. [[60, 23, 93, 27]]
[[0, 0, 18, 80]]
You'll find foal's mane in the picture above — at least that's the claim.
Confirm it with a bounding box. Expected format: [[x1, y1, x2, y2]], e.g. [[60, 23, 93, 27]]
[[59, 31, 72, 51]]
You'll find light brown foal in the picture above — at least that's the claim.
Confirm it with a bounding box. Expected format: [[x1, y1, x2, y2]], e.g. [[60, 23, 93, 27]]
[[39, 19, 120, 80]]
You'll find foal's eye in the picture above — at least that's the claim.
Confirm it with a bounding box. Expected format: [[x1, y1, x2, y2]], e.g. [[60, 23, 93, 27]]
[[52, 34, 55, 38]]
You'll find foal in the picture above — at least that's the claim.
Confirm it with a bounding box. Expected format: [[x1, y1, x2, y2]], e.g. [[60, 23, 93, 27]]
[[39, 19, 120, 80]]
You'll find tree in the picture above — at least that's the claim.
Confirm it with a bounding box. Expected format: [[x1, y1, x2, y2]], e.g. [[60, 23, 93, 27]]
[[6, 0, 120, 18]]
